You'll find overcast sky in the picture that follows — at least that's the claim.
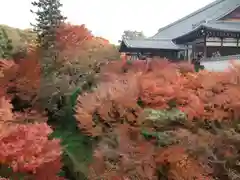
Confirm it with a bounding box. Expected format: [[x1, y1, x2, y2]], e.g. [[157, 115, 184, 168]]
[[0, 0, 215, 44]]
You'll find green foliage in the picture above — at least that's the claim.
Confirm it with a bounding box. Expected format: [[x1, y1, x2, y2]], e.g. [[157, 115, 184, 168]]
[[122, 30, 145, 40], [141, 109, 186, 146], [143, 108, 186, 126], [193, 62, 205, 72], [141, 130, 174, 146], [0, 25, 36, 56], [31, 0, 68, 117], [0, 27, 13, 59], [31, 0, 66, 77], [70, 87, 82, 107], [31, 0, 66, 49], [0, 164, 30, 179], [52, 127, 93, 179], [50, 88, 94, 179]]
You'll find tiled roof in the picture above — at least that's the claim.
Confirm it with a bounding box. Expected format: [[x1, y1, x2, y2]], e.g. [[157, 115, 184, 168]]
[[122, 39, 185, 50], [120, 0, 240, 51], [152, 0, 240, 39], [204, 22, 240, 32], [174, 21, 240, 43]]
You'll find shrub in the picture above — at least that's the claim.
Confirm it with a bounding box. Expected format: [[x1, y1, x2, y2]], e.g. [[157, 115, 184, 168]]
[[75, 59, 240, 179], [0, 95, 62, 179]]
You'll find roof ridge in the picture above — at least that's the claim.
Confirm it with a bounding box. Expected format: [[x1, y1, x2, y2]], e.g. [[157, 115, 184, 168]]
[[154, 0, 225, 36], [145, 38, 173, 41], [209, 21, 240, 24], [125, 38, 173, 41]]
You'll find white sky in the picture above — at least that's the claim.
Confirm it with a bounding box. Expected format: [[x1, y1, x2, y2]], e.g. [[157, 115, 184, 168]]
[[0, 0, 215, 44]]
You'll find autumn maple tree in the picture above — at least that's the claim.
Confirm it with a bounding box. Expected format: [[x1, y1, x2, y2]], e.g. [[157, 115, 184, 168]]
[[4, 0, 240, 179], [0, 75, 62, 179], [0, 0, 123, 179], [74, 59, 240, 179]]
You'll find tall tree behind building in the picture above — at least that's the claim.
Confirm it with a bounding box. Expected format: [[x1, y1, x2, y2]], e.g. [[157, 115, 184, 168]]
[[122, 30, 145, 40]]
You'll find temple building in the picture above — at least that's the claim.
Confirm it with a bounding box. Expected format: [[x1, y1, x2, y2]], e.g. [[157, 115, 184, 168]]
[[119, 0, 240, 62]]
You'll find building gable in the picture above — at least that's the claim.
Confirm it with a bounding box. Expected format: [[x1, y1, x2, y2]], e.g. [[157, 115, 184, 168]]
[[219, 6, 240, 22], [152, 0, 240, 40]]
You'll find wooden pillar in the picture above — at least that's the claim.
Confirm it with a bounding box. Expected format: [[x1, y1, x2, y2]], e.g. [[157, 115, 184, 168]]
[[192, 44, 195, 60], [220, 37, 223, 55], [203, 34, 207, 58]]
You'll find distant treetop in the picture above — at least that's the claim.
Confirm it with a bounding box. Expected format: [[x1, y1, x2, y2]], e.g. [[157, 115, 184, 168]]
[[122, 30, 145, 40]]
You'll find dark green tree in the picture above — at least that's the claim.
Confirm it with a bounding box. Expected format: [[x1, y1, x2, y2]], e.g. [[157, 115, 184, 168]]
[[31, 0, 66, 74], [30, 0, 72, 119], [0, 28, 13, 59], [31, 0, 66, 48], [122, 30, 145, 40]]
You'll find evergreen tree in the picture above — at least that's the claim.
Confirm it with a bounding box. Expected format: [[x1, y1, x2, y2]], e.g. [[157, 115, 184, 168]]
[[0, 28, 13, 59], [31, 0, 69, 116], [31, 0, 66, 74], [31, 0, 66, 48]]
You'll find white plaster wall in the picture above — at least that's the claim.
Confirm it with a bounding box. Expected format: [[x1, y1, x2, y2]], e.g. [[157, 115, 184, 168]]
[[201, 60, 240, 71]]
